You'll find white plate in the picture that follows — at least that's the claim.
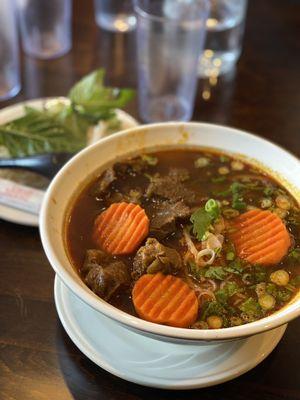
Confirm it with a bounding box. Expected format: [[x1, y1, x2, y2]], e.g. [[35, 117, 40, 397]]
[[54, 275, 287, 389], [0, 98, 138, 227]]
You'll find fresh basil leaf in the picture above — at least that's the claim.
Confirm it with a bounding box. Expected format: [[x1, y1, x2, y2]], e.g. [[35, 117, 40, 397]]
[[0, 107, 84, 157], [69, 69, 135, 118], [0, 69, 135, 158]]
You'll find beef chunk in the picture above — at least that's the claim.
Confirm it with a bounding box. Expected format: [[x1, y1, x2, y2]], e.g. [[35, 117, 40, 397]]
[[150, 200, 191, 235], [83, 249, 130, 300], [146, 168, 195, 203], [92, 168, 116, 196], [132, 238, 183, 280]]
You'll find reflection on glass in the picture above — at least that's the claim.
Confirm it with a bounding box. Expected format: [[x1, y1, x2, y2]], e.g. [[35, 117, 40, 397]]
[[198, 0, 248, 77]]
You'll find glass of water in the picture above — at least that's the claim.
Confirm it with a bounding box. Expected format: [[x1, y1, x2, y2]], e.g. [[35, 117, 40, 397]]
[[18, 0, 72, 59], [94, 0, 136, 32], [135, 0, 209, 123], [0, 0, 21, 101], [198, 0, 248, 77]]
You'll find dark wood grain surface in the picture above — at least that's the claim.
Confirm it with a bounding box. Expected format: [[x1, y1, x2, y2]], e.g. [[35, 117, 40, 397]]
[[1, 0, 300, 399]]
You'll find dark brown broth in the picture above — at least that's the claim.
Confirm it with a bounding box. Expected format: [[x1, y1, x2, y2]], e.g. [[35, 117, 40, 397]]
[[66, 149, 300, 327]]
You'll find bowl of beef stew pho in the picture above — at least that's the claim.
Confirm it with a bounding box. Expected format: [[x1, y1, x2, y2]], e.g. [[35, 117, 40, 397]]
[[40, 122, 300, 343]]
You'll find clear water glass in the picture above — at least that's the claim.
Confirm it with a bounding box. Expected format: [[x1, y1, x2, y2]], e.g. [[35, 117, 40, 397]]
[[18, 0, 72, 60], [198, 0, 248, 77], [0, 0, 21, 101], [135, 0, 209, 123], [94, 0, 136, 32]]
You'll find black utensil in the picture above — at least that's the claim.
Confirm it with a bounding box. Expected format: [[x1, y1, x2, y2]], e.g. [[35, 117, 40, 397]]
[[0, 152, 75, 179]]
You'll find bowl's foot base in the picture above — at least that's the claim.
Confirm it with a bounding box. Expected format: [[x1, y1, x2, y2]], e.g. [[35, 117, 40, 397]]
[[54, 276, 286, 389]]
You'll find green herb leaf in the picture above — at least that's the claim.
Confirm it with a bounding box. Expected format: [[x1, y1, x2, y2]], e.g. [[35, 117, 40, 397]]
[[276, 289, 292, 303], [0, 69, 135, 157], [69, 69, 135, 120], [204, 266, 228, 280], [190, 199, 220, 241], [224, 258, 244, 275], [190, 208, 211, 241], [188, 261, 202, 281], [0, 107, 85, 157], [201, 301, 226, 320], [141, 154, 158, 166], [263, 187, 274, 196], [239, 298, 262, 319], [266, 283, 278, 297], [213, 182, 246, 210], [215, 282, 240, 304], [231, 182, 247, 210]]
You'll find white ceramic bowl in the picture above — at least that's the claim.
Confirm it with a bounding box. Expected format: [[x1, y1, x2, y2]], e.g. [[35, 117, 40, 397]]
[[40, 122, 300, 344]]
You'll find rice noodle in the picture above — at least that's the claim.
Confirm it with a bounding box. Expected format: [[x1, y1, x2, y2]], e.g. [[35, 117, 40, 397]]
[[206, 279, 218, 292], [196, 248, 215, 266], [232, 292, 247, 306], [183, 228, 216, 267], [183, 228, 198, 259], [219, 275, 234, 289], [203, 233, 224, 251], [196, 289, 216, 303]]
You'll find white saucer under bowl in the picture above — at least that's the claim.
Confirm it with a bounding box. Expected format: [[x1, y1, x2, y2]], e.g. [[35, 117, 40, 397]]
[[54, 276, 287, 390]]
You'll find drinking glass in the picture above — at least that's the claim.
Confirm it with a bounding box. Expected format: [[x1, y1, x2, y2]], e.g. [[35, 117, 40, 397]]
[[17, 0, 72, 59], [135, 0, 209, 123], [198, 0, 248, 77], [0, 0, 21, 101], [94, 0, 136, 32]]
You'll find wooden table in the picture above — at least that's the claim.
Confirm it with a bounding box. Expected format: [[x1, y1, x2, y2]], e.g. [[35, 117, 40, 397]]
[[1, 0, 300, 399]]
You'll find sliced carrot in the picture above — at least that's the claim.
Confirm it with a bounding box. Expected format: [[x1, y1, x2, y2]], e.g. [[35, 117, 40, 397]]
[[132, 272, 198, 328], [229, 209, 291, 265], [93, 202, 149, 255]]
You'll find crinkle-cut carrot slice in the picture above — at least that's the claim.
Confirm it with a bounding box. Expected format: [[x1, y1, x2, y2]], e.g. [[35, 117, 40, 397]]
[[229, 209, 291, 265], [132, 273, 198, 328], [93, 202, 149, 255]]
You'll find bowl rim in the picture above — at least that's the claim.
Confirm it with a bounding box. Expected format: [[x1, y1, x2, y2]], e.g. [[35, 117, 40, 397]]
[[40, 121, 300, 341]]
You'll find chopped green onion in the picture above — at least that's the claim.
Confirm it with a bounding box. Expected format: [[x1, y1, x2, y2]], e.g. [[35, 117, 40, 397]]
[[260, 198, 273, 209], [211, 176, 227, 183], [194, 157, 210, 168], [141, 154, 158, 166], [220, 155, 230, 163], [226, 251, 235, 261]]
